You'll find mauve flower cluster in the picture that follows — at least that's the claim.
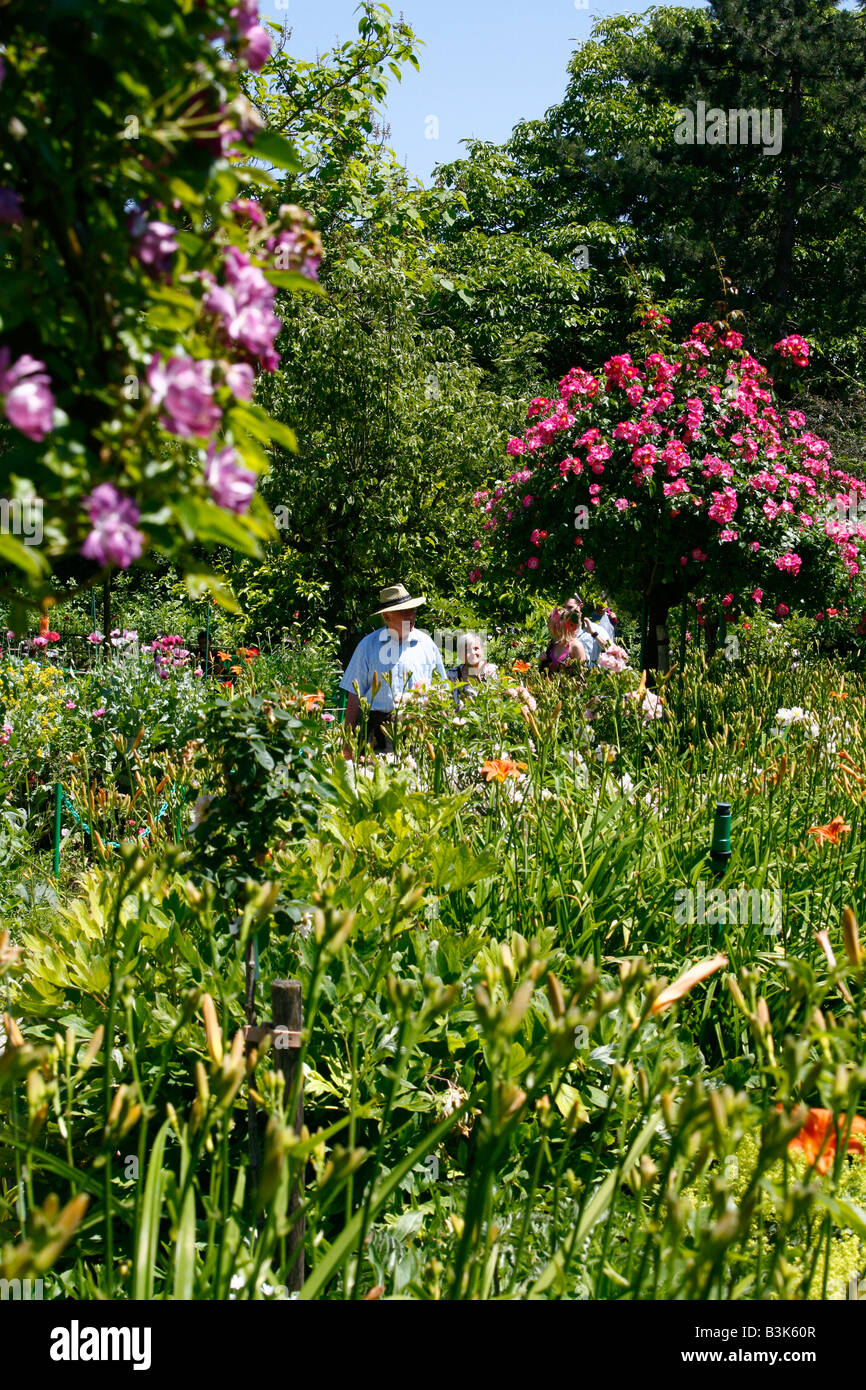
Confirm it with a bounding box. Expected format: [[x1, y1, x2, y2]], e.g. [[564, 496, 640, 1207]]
[[0, 347, 55, 441], [265, 205, 323, 281], [81, 483, 145, 569], [227, 0, 271, 72], [147, 352, 252, 439], [477, 321, 866, 610], [202, 245, 281, 370], [204, 443, 256, 514], [127, 212, 178, 278]]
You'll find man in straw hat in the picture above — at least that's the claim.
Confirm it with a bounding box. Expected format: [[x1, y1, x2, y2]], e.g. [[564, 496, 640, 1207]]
[[341, 583, 446, 755]]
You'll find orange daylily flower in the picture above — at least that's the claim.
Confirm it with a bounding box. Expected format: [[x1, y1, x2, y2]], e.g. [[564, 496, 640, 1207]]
[[650, 953, 728, 1015], [481, 757, 527, 783], [230, 664, 242, 675], [807, 816, 851, 846], [303, 690, 325, 712], [512, 660, 531, 673], [216, 650, 231, 661], [786, 1106, 866, 1175], [830, 690, 848, 700]]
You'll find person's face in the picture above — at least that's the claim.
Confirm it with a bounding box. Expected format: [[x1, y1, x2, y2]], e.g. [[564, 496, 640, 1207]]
[[384, 607, 417, 637], [465, 636, 483, 667], [549, 600, 581, 637], [560, 598, 582, 632]]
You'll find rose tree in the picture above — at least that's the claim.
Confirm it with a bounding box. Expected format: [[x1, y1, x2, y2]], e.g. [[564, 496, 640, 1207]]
[[474, 317, 866, 669], [0, 0, 322, 623]]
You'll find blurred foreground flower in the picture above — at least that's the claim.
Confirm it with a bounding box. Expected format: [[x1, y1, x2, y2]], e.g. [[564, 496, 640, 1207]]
[[650, 953, 728, 1014]]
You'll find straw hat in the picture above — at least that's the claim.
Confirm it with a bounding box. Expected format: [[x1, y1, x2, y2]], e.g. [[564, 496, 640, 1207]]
[[371, 583, 427, 616]]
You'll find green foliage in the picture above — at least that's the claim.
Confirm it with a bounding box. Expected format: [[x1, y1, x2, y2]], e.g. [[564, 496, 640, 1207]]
[[0, 0, 314, 616]]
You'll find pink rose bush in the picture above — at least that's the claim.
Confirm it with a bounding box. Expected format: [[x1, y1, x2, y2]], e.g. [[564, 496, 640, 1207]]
[[476, 318, 866, 623]]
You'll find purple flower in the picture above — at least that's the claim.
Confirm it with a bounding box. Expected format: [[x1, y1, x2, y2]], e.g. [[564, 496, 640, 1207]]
[[128, 213, 177, 277], [147, 353, 223, 439], [205, 443, 257, 514], [230, 1, 272, 70], [81, 484, 145, 569], [229, 199, 266, 227], [268, 227, 321, 281], [0, 188, 22, 223], [242, 24, 271, 70], [0, 347, 56, 441], [202, 246, 281, 369], [224, 361, 254, 401], [87, 631, 104, 644]]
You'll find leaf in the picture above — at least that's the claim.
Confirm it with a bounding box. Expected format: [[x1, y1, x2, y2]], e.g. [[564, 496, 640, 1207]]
[[173, 1132, 196, 1299], [552, 1082, 589, 1124], [230, 402, 297, 452], [174, 498, 262, 557], [262, 269, 325, 295], [184, 569, 242, 614], [528, 1111, 661, 1297], [133, 1119, 169, 1300], [298, 1100, 471, 1300], [247, 130, 302, 172], [0, 533, 48, 578]]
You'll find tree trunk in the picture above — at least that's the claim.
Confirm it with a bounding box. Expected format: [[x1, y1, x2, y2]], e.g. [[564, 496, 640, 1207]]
[[642, 583, 678, 683]]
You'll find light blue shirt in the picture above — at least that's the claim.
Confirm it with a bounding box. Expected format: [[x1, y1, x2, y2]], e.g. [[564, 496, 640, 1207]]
[[340, 627, 447, 713], [577, 613, 616, 668]]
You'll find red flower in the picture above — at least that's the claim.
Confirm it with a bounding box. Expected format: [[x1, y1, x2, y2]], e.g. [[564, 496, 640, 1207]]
[[787, 1107, 866, 1175]]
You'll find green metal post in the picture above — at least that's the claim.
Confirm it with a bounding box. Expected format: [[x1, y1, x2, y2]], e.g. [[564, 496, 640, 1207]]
[[205, 600, 211, 678], [710, 801, 732, 876], [53, 782, 62, 880]]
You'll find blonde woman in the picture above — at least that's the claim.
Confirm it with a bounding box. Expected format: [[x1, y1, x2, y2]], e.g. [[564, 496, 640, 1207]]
[[539, 596, 589, 676]]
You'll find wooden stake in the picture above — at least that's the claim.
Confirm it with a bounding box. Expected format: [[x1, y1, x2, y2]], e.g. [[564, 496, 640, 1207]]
[[272, 979, 304, 1292]]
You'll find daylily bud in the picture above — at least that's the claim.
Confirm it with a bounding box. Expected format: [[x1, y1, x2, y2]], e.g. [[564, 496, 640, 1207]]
[[78, 1024, 104, 1073], [3, 1013, 23, 1047], [842, 906, 862, 968], [201, 993, 223, 1066], [546, 972, 565, 1017]]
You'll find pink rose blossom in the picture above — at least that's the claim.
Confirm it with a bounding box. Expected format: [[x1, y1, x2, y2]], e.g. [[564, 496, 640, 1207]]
[[204, 444, 257, 514], [81, 485, 145, 569], [0, 348, 56, 441]]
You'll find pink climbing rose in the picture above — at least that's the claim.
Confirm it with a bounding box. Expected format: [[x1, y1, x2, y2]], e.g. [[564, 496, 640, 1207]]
[[0, 348, 55, 441]]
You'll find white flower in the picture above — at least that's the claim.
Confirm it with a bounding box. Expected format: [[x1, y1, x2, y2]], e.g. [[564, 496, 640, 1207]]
[[772, 706, 819, 739], [190, 793, 214, 829], [296, 911, 313, 940]]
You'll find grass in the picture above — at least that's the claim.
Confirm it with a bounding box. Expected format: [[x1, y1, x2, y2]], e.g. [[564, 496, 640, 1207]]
[[2, 649, 866, 1298]]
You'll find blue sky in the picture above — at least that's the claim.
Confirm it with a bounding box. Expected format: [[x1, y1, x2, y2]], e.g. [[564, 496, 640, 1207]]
[[261, 0, 708, 184]]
